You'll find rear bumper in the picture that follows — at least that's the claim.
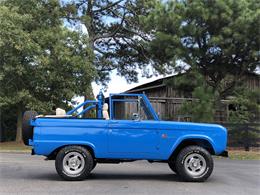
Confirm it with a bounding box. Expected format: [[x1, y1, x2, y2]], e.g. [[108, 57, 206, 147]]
[[218, 150, 228, 157]]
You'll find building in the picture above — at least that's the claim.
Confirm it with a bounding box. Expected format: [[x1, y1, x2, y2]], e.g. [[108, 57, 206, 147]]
[[121, 72, 260, 123]]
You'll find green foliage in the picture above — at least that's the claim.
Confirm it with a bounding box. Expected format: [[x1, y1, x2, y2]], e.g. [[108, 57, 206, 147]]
[[63, 0, 156, 84], [0, 0, 95, 141], [227, 124, 260, 150], [0, 106, 17, 141], [0, 0, 95, 111], [226, 88, 259, 150], [144, 0, 260, 98], [176, 70, 215, 122], [228, 88, 260, 123]]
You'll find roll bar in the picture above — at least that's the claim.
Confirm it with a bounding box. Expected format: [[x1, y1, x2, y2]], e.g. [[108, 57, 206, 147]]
[[66, 91, 104, 118]]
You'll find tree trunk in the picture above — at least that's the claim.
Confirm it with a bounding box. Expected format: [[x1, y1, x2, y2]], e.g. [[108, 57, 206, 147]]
[[15, 106, 23, 142]]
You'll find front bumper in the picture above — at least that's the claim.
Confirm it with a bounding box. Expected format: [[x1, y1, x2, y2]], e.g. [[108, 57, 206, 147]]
[[218, 150, 228, 157]]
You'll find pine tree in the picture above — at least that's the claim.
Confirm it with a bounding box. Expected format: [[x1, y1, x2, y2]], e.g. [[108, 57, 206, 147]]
[[144, 0, 260, 98]]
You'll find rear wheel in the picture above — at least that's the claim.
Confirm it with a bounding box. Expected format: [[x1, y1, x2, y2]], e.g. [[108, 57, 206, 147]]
[[175, 146, 213, 182], [55, 146, 93, 181]]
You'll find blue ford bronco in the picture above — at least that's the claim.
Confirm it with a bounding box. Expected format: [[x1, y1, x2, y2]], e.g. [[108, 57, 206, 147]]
[[22, 92, 228, 182]]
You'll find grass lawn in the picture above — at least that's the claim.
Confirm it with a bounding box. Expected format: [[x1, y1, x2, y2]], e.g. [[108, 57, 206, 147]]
[[0, 142, 259, 160], [227, 149, 260, 160], [0, 141, 31, 152]]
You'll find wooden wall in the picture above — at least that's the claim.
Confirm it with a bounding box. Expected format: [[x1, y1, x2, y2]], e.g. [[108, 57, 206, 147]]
[[119, 73, 259, 122]]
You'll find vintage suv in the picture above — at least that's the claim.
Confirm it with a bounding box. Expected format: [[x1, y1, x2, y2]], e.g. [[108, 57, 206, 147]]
[[22, 92, 228, 182]]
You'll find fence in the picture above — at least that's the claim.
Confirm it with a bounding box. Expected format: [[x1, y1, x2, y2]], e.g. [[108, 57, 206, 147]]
[[221, 123, 260, 151]]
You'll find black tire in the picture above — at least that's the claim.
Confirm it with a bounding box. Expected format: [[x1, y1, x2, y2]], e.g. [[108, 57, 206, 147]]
[[168, 159, 178, 174], [55, 146, 93, 181], [91, 161, 97, 171], [22, 111, 38, 145], [175, 146, 213, 182]]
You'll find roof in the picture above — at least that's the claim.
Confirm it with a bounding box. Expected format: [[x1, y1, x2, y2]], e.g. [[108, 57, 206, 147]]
[[125, 73, 183, 93], [126, 77, 166, 93], [125, 71, 259, 93]]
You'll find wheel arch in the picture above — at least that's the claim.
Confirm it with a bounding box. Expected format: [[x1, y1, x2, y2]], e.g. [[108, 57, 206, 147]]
[[46, 143, 96, 160], [168, 137, 215, 161]]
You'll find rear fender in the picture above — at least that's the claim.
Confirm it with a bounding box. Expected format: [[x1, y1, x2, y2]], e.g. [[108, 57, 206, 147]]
[[45, 142, 96, 160], [33, 140, 96, 157]]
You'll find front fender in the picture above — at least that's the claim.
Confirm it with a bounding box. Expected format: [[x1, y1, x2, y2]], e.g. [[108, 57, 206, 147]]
[[167, 134, 216, 159]]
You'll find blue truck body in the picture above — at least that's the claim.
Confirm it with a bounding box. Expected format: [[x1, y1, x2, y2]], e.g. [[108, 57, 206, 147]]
[[31, 118, 227, 160], [29, 93, 227, 160]]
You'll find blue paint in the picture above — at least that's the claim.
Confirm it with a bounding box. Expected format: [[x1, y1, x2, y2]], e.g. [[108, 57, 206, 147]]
[[76, 104, 96, 117], [66, 100, 98, 115], [66, 91, 105, 118], [97, 91, 104, 118], [30, 93, 227, 160]]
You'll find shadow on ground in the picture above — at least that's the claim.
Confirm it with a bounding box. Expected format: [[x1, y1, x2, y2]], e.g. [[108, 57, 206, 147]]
[[27, 172, 181, 182]]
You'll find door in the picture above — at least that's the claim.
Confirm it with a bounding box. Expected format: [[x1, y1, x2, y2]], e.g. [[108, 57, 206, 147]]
[[107, 96, 160, 157], [108, 120, 159, 154]]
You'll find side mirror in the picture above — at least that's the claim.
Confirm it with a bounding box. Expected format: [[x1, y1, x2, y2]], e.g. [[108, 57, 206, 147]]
[[132, 113, 140, 121]]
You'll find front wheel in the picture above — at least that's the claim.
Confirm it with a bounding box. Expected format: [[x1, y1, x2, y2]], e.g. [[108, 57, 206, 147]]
[[55, 146, 93, 181], [91, 161, 97, 171], [168, 160, 178, 174], [175, 146, 213, 182]]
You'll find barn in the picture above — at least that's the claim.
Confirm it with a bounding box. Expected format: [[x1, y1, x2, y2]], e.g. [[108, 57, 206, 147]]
[[115, 72, 260, 123]]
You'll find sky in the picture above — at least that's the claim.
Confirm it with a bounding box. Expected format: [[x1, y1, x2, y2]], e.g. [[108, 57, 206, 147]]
[[60, 1, 169, 101], [72, 70, 168, 105], [91, 70, 167, 98], [60, 1, 169, 99]]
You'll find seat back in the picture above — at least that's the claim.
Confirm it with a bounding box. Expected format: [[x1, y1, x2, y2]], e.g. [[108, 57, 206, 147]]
[[56, 108, 66, 115], [102, 103, 109, 120]]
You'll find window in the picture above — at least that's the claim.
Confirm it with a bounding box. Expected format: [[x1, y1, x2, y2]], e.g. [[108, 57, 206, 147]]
[[113, 100, 138, 120], [112, 96, 154, 120]]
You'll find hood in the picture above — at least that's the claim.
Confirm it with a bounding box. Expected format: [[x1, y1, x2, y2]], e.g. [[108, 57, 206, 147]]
[[158, 121, 227, 132]]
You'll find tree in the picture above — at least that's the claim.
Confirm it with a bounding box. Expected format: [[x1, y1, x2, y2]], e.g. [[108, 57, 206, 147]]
[[173, 70, 215, 122], [0, 0, 94, 142], [144, 0, 260, 98], [228, 87, 260, 123], [227, 87, 260, 150], [62, 0, 155, 84], [0, 5, 38, 142]]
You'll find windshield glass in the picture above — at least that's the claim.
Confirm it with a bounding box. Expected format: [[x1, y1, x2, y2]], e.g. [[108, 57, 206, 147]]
[[111, 95, 155, 120]]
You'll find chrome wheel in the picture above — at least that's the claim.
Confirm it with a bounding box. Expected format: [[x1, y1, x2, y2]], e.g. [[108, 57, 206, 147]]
[[184, 153, 206, 177], [62, 152, 85, 176]]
